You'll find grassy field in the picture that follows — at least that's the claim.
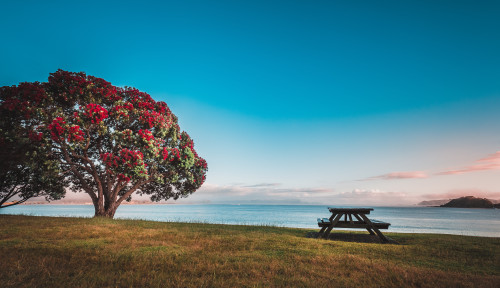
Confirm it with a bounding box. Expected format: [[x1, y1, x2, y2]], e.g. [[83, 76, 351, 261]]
[[0, 215, 499, 287]]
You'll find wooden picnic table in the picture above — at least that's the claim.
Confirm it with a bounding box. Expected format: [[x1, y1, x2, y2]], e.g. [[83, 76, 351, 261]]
[[317, 207, 391, 243]]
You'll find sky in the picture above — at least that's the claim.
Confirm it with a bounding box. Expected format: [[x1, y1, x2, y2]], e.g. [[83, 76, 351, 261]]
[[1, 0, 499, 205]]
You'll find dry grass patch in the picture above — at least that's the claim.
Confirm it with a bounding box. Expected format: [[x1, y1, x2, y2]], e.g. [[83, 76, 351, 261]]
[[1, 215, 499, 287]]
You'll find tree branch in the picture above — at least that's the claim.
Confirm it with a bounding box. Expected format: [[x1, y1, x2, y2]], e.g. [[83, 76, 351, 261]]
[[116, 179, 152, 206], [0, 198, 27, 208], [0, 187, 19, 207], [60, 146, 98, 202], [82, 142, 105, 207]]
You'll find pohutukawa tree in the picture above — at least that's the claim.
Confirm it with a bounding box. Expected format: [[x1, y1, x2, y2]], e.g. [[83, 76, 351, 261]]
[[0, 70, 207, 217]]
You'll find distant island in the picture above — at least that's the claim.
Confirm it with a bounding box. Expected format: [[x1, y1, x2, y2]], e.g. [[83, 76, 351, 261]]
[[419, 196, 500, 208], [440, 196, 499, 208]]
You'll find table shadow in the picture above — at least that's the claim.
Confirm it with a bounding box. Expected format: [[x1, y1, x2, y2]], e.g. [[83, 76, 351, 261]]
[[306, 231, 398, 244]]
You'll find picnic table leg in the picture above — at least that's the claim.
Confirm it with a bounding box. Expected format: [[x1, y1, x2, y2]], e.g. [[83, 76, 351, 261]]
[[359, 214, 389, 243], [328, 213, 337, 222], [323, 213, 343, 239], [318, 224, 328, 235], [353, 214, 375, 235], [318, 213, 337, 237], [353, 214, 363, 222], [319, 212, 339, 237]]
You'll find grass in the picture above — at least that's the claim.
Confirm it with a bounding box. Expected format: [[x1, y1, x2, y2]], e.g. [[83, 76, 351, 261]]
[[1, 215, 499, 287]]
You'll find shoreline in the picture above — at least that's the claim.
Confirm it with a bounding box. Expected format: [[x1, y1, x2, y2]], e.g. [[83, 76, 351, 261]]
[[1, 212, 499, 239]]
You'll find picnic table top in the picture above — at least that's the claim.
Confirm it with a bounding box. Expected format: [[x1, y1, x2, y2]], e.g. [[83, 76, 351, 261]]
[[328, 207, 374, 214]]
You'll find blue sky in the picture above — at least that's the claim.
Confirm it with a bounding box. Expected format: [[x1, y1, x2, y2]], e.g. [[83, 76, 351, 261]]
[[1, 0, 500, 205]]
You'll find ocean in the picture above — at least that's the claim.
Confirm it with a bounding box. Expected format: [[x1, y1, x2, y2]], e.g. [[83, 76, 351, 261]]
[[1, 204, 499, 237]]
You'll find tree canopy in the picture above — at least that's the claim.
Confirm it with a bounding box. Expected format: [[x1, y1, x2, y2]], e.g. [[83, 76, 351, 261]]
[[0, 83, 66, 208], [0, 70, 207, 217]]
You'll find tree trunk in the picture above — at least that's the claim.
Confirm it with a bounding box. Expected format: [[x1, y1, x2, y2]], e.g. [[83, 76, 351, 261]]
[[93, 199, 118, 218]]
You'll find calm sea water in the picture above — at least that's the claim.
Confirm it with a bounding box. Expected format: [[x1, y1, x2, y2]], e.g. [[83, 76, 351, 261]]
[[1, 204, 499, 237]]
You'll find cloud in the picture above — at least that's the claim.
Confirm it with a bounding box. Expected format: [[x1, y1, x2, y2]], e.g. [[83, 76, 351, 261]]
[[421, 189, 500, 200], [478, 151, 500, 163], [360, 171, 427, 181], [436, 151, 500, 176], [243, 183, 281, 188], [184, 182, 335, 204], [359, 150, 500, 182], [190, 184, 417, 206], [37, 183, 335, 205], [338, 189, 406, 198], [196, 183, 259, 197], [329, 189, 416, 206]]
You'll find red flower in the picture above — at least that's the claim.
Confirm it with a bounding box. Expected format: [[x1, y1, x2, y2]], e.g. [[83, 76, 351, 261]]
[[67, 125, 85, 142], [162, 147, 169, 160], [84, 103, 108, 124], [28, 131, 43, 142], [138, 129, 154, 142], [48, 117, 66, 141]]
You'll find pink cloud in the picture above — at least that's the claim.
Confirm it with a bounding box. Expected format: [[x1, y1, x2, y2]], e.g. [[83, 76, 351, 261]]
[[338, 189, 407, 198], [184, 182, 336, 204], [332, 189, 415, 206], [422, 189, 500, 200], [477, 151, 500, 163], [361, 171, 427, 181], [189, 184, 419, 205], [358, 151, 500, 182], [436, 151, 500, 176]]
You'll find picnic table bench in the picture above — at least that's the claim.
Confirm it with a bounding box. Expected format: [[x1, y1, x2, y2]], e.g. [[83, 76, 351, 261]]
[[317, 207, 391, 243]]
